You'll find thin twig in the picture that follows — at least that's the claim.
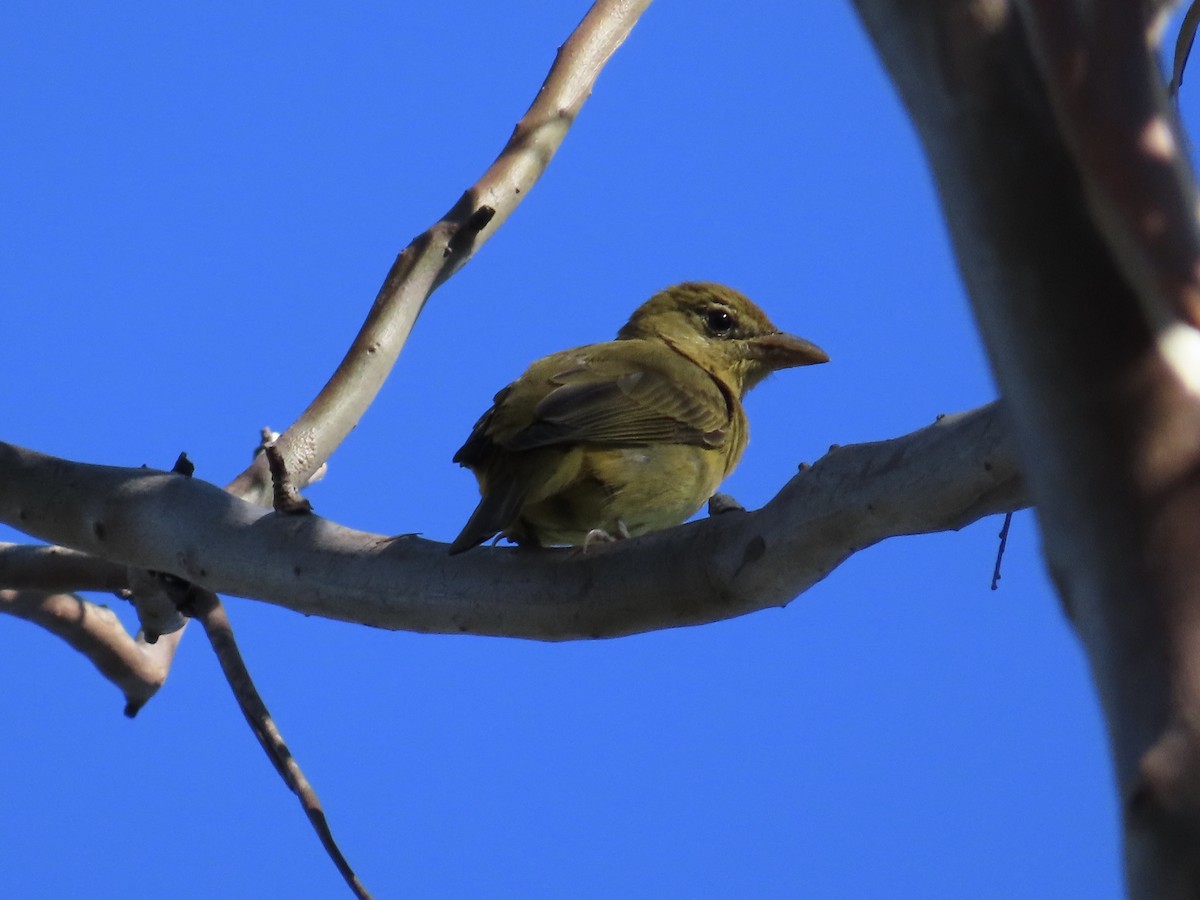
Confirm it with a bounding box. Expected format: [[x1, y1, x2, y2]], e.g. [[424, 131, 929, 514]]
[[183, 587, 373, 900], [1170, 2, 1200, 96], [991, 511, 1013, 590]]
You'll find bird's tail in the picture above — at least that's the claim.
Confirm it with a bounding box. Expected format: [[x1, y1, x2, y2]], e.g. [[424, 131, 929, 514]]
[[447, 481, 528, 555]]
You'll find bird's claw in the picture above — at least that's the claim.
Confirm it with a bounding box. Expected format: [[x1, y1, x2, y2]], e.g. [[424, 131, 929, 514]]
[[582, 528, 615, 551], [579, 520, 631, 553]]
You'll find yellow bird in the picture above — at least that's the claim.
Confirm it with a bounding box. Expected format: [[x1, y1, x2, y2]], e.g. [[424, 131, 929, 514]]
[[449, 282, 828, 554]]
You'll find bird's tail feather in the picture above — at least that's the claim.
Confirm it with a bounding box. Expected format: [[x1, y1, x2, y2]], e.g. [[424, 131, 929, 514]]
[[447, 481, 528, 555]]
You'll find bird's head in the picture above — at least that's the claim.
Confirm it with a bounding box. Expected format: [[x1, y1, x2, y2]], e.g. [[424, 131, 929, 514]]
[[616, 282, 829, 394]]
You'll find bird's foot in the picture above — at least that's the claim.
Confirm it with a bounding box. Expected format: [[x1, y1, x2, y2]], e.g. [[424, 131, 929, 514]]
[[581, 528, 616, 551], [580, 520, 631, 552]]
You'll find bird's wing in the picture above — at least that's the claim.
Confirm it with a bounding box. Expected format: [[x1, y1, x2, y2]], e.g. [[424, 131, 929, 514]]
[[452, 386, 512, 469], [499, 347, 732, 452]]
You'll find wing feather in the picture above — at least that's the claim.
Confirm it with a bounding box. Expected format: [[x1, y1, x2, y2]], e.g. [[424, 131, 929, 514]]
[[500, 348, 730, 451]]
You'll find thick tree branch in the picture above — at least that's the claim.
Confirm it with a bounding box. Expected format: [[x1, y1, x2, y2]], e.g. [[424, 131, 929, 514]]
[[853, 2, 1200, 896], [0, 403, 1025, 639], [1016, 0, 1200, 359]]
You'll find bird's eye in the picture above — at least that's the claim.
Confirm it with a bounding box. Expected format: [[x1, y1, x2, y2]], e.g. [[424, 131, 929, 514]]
[[704, 308, 735, 335]]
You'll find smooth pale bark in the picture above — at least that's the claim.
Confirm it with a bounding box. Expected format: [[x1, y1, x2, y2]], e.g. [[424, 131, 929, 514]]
[[0, 403, 1023, 639]]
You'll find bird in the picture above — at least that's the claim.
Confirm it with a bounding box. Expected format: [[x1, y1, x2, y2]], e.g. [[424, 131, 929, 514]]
[[448, 281, 828, 554]]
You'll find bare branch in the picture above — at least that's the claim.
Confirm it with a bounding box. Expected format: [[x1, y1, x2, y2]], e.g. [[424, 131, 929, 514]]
[[182, 586, 372, 899], [990, 511, 1013, 591], [0, 403, 1025, 639], [1170, 2, 1200, 96], [0, 590, 180, 716], [1, 0, 653, 708], [225, 0, 654, 506], [0, 542, 128, 592]]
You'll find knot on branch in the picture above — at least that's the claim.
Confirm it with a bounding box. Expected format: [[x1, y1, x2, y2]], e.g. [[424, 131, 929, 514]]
[[125, 568, 190, 642], [445, 204, 496, 257], [264, 441, 314, 516]]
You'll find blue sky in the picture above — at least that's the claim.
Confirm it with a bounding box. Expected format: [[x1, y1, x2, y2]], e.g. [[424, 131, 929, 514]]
[[4, 3, 1183, 897]]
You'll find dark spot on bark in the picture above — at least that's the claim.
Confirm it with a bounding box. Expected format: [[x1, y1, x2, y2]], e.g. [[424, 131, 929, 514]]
[[93, 521, 106, 540]]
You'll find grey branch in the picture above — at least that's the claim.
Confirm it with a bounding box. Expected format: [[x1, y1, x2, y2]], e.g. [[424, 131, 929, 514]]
[[0, 402, 1026, 640], [0, 0, 655, 715], [224, 0, 655, 507], [0, 543, 128, 592], [0, 589, 181, 717], [183, 586, 372, 899]]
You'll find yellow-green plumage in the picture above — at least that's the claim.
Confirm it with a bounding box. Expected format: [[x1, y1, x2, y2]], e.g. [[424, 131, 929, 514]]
[[449, 282, 827, 553]]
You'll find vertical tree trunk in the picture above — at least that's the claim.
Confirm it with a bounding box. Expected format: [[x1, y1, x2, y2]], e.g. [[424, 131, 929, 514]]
[[853, 2, 1200, 895]]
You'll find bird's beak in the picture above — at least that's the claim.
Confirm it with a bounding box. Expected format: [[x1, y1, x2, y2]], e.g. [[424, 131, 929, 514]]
[[748, 332, 830, 370]]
